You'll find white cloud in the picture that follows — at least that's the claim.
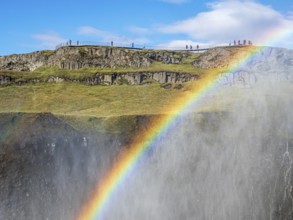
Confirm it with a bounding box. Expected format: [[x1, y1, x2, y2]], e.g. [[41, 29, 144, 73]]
[[32, 32, 66, 49], [128, 26, 150, 35], [78, 26, 149, 45], [160, 0, 189, 4], [78, 26, 111, 39], [159, 0, 293, 47], [156, 40, 213, 50]]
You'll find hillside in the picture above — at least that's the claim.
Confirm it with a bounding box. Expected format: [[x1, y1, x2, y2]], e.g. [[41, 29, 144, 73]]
[[0, 45, 256, 85], [0, 45, 292, 117]]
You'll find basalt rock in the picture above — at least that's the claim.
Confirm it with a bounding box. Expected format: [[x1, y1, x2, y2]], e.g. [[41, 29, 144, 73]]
[[0, 76, 12, 85], [147, 51, 187, 64], [0, 46, 187, 72], [193, 47, 232, 69], [71, 72, 199, 85]]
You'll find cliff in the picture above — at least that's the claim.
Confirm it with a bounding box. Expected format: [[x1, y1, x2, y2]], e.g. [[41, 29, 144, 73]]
[[0, 46, 187, 71], [0, 71, 199, 86], [1, 45, 292, 87], [0, 46, 198, 85]]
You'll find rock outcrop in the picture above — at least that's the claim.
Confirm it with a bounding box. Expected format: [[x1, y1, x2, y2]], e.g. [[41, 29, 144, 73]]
[[0, 46, 188, 71], [0, 75, 12, 85], [0, 71, 199, 86], [89, 72, 199, 85], [193, 47, 232, 69], [146, 51, 185, 64], [213, 47, 293, 86], [0, 51, 49, 71]]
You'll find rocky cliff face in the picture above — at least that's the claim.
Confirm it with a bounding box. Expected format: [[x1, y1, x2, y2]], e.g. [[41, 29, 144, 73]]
[[193, 47, 232, 69], [0, 46, 187, 71], [219, 47, 293, 86], [78, 71, 199, 85], [0, 46, 195, 86], [2, 46, 292, 87], [191, 46, 293, 87], [0, 71, 198, 86], [0, 51, 49, 71]]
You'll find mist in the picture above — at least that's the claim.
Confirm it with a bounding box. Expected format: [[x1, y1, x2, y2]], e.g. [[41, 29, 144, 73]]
[[99, 49, 293, 220], [0, 47, 293, 220], [108, 83, 291, 220], [0, 115, 124, 220]]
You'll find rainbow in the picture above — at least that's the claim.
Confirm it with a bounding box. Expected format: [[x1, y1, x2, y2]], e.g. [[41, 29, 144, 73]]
[[76, 39, 289, 219]]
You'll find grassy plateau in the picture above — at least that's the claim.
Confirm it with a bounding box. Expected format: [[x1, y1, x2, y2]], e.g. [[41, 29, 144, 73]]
[[0, 46, 259, 119]]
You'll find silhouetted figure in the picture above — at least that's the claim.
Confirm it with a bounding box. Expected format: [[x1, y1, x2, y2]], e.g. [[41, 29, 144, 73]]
[[111, 41, 113, 46], [238, 40, 241, 45], [69, 40, 72, 46], [248, 40, 252, 45], [77, 41, 79, 46], [190, 45, 192, 50], [234, 40, 236, 45], [197, 44, 199, 49], [186, 45, 188, 50], [132, 42, 134, 48], [243, 40, 246, 45]]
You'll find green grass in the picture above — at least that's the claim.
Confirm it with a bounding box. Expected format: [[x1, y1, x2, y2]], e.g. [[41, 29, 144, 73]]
[[0, 82, 194, 117], [0, 46, 259, 118], [0, 56, 228, 118], [40, 50, 55, 58]]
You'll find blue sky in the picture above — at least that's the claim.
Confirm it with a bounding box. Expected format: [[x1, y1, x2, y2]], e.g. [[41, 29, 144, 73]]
[[1, 0, 293, 55]]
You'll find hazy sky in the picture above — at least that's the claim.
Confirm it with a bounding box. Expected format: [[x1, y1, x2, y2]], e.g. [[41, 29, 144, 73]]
[[1, 0, 293, 55]]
